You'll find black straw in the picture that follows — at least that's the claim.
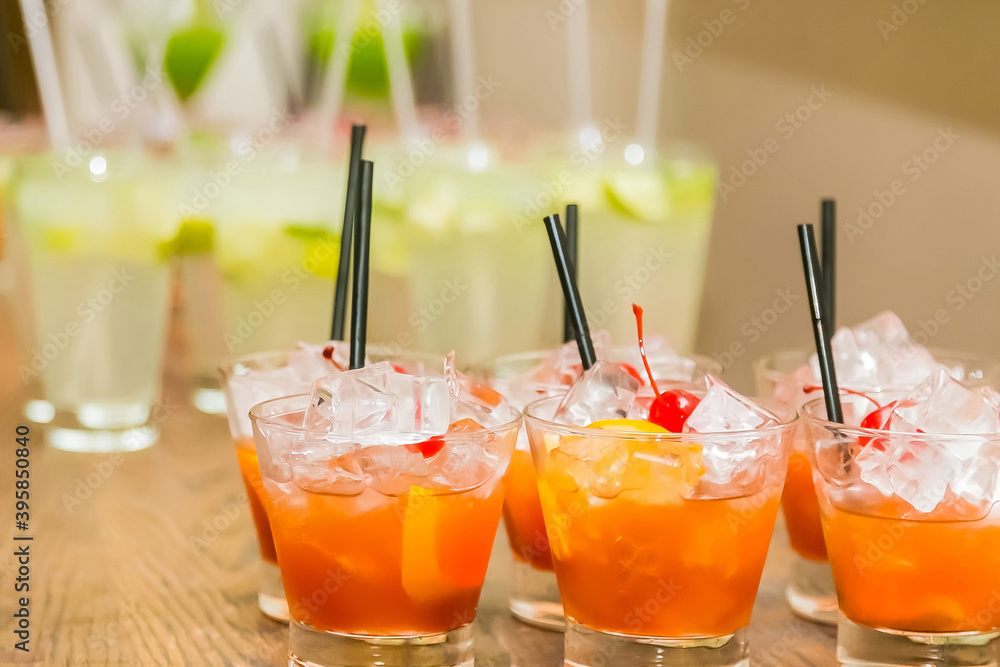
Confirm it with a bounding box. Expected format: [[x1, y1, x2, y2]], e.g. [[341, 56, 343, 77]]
[[349, 160, 373, 370], [332, 124, 367, 341], [563, 204, 579, 344], [543, 214, 596, 370], [820, 199, 836, 330], [798, 224, 843, 423]]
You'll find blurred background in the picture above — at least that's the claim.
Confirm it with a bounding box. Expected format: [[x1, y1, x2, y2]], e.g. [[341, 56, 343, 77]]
[[1, 0, 998, 447]]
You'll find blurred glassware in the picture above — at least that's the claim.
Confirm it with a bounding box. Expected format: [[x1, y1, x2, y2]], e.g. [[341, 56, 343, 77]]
[[11, 151, 185, 451]]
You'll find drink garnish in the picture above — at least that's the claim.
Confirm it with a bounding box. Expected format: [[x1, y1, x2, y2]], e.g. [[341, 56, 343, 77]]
[[633, 304, 700, 432]]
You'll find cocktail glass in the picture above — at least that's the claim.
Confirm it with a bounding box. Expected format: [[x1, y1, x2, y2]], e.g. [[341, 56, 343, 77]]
[[219, 345, 445, 622], [487, 345, 721, 631], [755, 348, 1000, 624], [12, 152, 183, 451], [524, 396, 796, 667], [249, 371, 519, 666], [803, 395, 1000, 667], [184, 148, 346, 413], [381, 144, 564, 364], [541, 142, 717, 352]]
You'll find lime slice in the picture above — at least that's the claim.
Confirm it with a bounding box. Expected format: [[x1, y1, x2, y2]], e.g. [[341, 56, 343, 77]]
[[309, 19, 426, 99], [161, 218, 215, 257], [369, 210, 411, 276], [603, 168, 672, 224], [40, 226, 79, 253], [164, 25, 225, 101], [284, 224, 340, 279]]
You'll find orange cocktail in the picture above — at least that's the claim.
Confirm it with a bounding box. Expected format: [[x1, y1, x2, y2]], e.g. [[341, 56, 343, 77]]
[[781, 450, 826, 561], [251, 383, 520, 667], [804, 394, 1000, 666], [235, 442, 277, 565], [502, 448, 553, 571], [524, 394, 795, 665], [822, 500, 1000, 633], [268, 480, 505, 633]]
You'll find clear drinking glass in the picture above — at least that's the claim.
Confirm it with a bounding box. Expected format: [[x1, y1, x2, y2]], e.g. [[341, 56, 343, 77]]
[[219, 345, 446, 622], [803, 396, 1000, 667], [249, 380, 518, 667], [523, 396, 796, 667], [542, 143, 717, 353], [12, 152, 182, 452], [486, 346, 721, 631], [755, 349, 1000, 624]]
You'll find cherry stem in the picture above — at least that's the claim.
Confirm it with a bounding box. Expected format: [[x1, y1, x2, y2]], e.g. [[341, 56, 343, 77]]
[[632, 304, 660, 397], [803, 385, 879, 409], [322, 345, 347, 372]]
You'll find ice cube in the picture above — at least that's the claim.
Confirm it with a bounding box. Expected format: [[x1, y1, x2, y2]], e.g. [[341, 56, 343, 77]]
[[857, 434, 997, 513], [288, 434, 365, 495], [450, 372, 517, 426], [683, 377, 780, 486], [890, 369, 1000, 442], [619, 334, 695, 383], [685, 377, 779, 433], [226, 340, 346, 437], [809, 312, 939, 391], [554, 360, 641, 426], [526, 331, 613, 386], [287, 340, 350, 378], [304, 362, 451, 441], [358, 445, 430, 496]]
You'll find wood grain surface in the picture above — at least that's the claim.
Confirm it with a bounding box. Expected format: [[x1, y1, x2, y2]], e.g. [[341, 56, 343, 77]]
[[0, 323, 837, 666]]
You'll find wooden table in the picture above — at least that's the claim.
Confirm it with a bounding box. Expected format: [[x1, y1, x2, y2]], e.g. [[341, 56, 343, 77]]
[[0, 371, 837, 666]]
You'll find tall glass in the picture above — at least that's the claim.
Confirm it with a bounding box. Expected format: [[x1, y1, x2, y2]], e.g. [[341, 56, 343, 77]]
[[487, 347, 721, 631], [250, 386, 519, 666], [803, 397, 1000, 667], [552, 145, 717, 352], [378, 145, 563, 364], [219, 345, 445, 622], [755, 349, 1000, 624], [524, 396, 796, 667], [12, 152, 182, 451], [183, 147, 346, 414]]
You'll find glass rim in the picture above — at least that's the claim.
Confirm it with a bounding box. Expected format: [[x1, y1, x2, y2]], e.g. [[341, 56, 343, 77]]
[[522, 395, 798, 441], [218, 343, 448, 379], [487, 346, 721, 373], [801, 396, 1000, 441], [483, 347, 723, 398], [249, 392, 524, 441], [754, 346, 1000, 393]]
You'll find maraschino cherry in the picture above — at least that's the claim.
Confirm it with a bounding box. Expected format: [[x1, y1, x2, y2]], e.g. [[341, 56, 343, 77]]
[[633, 304, 699, 432]]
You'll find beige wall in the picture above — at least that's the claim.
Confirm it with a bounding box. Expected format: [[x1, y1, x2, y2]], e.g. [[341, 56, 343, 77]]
[[476, 0, 1000, 391]]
